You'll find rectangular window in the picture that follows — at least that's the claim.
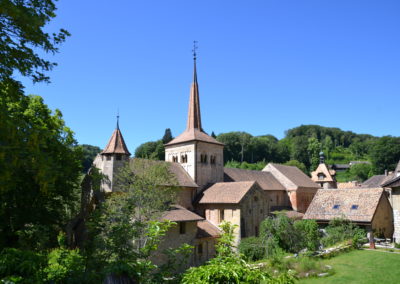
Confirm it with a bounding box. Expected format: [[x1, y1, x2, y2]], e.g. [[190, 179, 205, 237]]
[[351, 205, 359, 210], [198, 244, 203, 254], [179, 222, 186, 234], [106, 155, 111, 161], [332, 204, 340, 209], [220, 209, 224, 222], [116, 154, 122, 161]]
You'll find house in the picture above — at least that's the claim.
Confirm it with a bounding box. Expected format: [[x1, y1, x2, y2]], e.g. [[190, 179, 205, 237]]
[[381, 160, 400, 243], [262, 163, 320, 213], [311, 152, 337, 189], [304, 188, 394, 239]]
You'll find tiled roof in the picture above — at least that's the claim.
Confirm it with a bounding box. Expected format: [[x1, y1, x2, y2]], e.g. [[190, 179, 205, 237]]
[[382, 175, 400, 187], [285, 210, 304, 220], [162, 205, 203, 222], [311, 163, 335, 182], [265, 163, 319, 189], [361, 175, 386, 188], [166, 128, 223, 146], [198, 181, 258, 204], [196, 220, 221, 239], [224, 167, 285, 191], [304, 188, 384, 223], [101, 128, 131, 155], [131, 158, 198, 188], [337, 181, 361, 189]]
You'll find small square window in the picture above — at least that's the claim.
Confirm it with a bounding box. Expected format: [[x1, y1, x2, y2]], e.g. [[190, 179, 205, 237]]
[[332, 204, 340, 209], [351, 205, 359, 210], [179, 222, 186, 234]]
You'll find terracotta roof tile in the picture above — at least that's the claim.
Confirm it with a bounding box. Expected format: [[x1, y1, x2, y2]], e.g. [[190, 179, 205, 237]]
[[101, 128, 131, 155], [265, 163, 319, 189], [199, 181, 258, 204], [162, 205, 203, 222], [196, 220, 221, 239], [131, 158, 198, 188], [361, 175, 386, 188], [224, 167, 285, 191], [304, 188, 384, 223]]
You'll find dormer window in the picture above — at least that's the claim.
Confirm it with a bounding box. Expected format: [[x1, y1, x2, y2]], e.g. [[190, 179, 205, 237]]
[[318, 173, 326, 180], [181, 154, 188, 163], [200, 154, 208, 164], [172, 156, 178, 163]]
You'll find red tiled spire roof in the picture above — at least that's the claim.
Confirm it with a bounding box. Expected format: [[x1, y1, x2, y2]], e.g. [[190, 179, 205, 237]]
[[166, 54, 223, 146], [101, 120, 131, 155]]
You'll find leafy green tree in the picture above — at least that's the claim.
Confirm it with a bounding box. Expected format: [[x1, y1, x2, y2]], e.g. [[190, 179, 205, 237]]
[[0, 83, 82, 249], [0, 0, 70, 83], [369, 136, 400, 174], [134, 140, 164, 160], [349, 163, 373, 182], [290, 136, 310, 169], [293, 219, 320, 251], [307, 137, 321, 171], [81, 144, 102, 173], [86, 159, 180, 281], [321, 218, 366, 248], [162, 128, 173, 144]]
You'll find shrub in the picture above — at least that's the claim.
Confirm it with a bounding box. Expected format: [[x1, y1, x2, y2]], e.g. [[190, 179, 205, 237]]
[[321, 218, 366, 248], [239, 237, 265, 261], [293, 219, 320, 251]]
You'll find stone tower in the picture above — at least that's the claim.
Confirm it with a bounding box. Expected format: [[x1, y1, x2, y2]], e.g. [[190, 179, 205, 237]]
[[165, 55, 224, 192], [93, 117, 131, 192]]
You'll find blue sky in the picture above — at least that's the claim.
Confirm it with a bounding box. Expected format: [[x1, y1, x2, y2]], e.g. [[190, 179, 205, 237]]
[[21, 0, 400, 153]]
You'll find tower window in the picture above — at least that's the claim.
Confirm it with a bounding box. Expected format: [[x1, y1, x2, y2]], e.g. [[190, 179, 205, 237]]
[[220, 209, 224, 222], [172, 156, 178, 163], [106, 155, 111, 161], [210, 155, 216, 164], [181, 154, 188, 163], [116, 154, 122, 161], [200, 154, 208, 163]]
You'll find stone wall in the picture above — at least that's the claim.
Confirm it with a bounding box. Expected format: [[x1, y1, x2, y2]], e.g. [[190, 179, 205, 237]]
[[391, 187, 400, 242]]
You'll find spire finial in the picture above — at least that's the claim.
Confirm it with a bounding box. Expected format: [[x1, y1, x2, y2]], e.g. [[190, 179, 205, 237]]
[[116, 109, 120, 130], [192, 40, 198, 60]]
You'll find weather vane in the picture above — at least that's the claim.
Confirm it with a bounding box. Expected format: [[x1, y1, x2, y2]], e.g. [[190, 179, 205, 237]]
[[192, 40, 198, 60]]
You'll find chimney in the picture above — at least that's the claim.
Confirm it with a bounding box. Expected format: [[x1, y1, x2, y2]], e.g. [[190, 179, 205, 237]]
[[385, 169, 388, 176]]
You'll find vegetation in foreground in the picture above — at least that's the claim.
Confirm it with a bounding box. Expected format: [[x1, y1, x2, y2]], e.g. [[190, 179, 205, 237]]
[[300, 249, 400, 284]]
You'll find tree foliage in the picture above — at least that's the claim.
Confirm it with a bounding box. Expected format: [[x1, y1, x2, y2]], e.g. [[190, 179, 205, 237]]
[[0, 0, 70, 83], [0, 80, 82, 249], [80, 144, 101, 173]]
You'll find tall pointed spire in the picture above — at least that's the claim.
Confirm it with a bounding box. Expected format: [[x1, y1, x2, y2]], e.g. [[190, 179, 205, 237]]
[[186, 41, 202, 131]]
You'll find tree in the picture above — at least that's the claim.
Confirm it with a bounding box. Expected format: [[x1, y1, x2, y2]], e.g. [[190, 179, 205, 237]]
[[349, 163, 372, 182], [0, 82, 82, 249], [134, 140, 164, 160], [162, 128, 173, 144], [0, 0, 70, 83], [369, 136, 400, 174], [86, 159, 181, 281], [81, 144, 102, 173], [211, 131, 216, 138], [307, 137, 321, 171]]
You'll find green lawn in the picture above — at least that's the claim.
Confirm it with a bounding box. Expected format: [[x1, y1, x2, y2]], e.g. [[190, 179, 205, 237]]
[[300, 249, 400, 284]]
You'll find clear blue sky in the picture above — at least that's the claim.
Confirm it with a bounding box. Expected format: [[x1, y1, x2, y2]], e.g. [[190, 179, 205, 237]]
[[21, 0, 400, 153]]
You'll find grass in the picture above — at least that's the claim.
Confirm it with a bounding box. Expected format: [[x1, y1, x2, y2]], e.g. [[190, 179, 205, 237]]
[[300, 249, 400, 284]]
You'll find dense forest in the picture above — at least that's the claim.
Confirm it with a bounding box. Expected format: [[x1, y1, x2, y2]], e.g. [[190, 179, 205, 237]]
[[134, 125, 400, 180]]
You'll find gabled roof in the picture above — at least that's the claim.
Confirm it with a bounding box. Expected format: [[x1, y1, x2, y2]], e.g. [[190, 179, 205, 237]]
[[361, 175, 386, 188], [165, 58, 223, 147], [162, 205, 204, 222], [304, 188, 385, 223], [264, 163, 319, 189], [198, 181, 259, 204], [311, 163, 336, 182], [223, 167, 285, 191], [196, 220, 221, 239], [101, 127, 131, 155], [130, 158, 198, 188], [381, 160, 400, 187]]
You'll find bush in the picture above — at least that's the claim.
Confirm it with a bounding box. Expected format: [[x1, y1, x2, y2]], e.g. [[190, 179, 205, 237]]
[[321, 218, 366, 248], [293, 219, 320, 251], [239, 237, 265, 261]]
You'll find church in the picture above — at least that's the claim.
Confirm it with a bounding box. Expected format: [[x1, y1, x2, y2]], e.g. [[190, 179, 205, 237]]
[[89, 53, 320, 265]]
